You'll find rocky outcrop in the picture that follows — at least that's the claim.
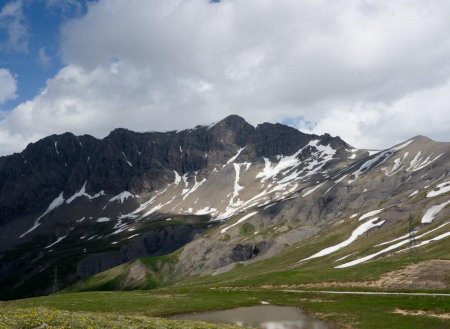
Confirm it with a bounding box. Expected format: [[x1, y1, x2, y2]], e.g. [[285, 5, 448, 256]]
[[230, 242, 269, 262]]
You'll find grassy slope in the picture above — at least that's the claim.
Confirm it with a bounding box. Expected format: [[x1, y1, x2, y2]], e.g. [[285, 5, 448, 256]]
[[3, 289, 449, 329], [0, 306, 249, 329], [65, 254, 177, 292], [3, 212, 449, 328]]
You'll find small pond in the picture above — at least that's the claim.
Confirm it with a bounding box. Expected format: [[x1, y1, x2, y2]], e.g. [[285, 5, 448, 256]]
[[169, 305, 331, 329]]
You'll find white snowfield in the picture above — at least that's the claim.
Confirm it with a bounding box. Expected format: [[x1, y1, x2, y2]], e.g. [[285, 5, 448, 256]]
[[427, 181, 450, 198], [220, 211, 258, 234], [226, 147, 245, 165], [19, 139, 341, 239], [348, 140, 413, 184], [302, 183, 325, 197], [359, 209, 384, 221], [108, 191, 135, 204], [121, 151, 132, 167], [336, 222, 449, 268], [45, 235, 67, 249], [66, 181, 104, 204], [375, 232, 413, 247], [395, 231, 450, 254], [300, 217, 385, 262], [96, 217, 111, 223], [421, 200, 450, 223], [349, 150, 393, 184], [382, 152, 409, 176], [348, 139, 445, 184], [407, 152, 443, 172], [382, 150, 443, 177], [20, 192, 65, 238], [173, 171, 182, 185]]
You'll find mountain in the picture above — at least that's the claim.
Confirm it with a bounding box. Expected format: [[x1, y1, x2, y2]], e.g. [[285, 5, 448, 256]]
[[0, 115, 449, 299]]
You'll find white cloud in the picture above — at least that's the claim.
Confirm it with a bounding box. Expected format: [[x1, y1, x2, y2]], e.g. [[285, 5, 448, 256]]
[[0, 0, 28, 53], [0, 68, 17, 104], [37, 47, 51, 67], [1, 0, 450, 155]]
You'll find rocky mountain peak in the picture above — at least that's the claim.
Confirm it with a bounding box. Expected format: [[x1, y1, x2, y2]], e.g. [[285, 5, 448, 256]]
[[2, 115, 447, 300]]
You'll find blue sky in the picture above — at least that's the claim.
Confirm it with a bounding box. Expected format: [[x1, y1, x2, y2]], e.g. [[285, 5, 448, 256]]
[[0, 0, 93, 110], [0, 0, 450, 155]]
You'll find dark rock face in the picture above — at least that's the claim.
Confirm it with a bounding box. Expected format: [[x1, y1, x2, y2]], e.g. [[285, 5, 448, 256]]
[[77, 225, 205, 277], [0, 114, 350, 299], [230, 242, 269, 262], [0, 115, 336, 228], [250, 123, 314, 157]]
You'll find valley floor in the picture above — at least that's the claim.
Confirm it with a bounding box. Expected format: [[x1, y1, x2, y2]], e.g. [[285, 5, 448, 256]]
[[2, 287, 450, 329]]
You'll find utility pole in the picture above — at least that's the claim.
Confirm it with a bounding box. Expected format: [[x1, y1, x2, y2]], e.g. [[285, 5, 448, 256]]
[[408, 215, 418, 259], [52, 266, 59, 293]]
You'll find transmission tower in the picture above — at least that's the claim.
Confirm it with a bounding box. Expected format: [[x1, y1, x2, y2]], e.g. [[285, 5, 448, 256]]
[[52, 266, 59, 293], [408, 215, 418, 259]]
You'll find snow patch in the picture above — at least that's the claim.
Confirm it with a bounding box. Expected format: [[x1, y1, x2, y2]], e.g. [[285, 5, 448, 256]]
[[335, 174, 348, 183], [407, 152, 443, 172], [96, 217, 111, 223], [427, 181, 450, 198], [300, 217, 385, 261], [226, 147, 245, 165], [337, 222, 449, 268], [20, 192, 65, 238], [173, 171, 182, 185], [182, 174, 207, 200], [66, 181, 105, 204], [193, 207, 217, 216], [221, 211, 258, 234], [302, 183, 324, 197], [359, 209, 384, 221], [45, 235, 67, 249], [108, 191, 135, 204], [230, 163, 244, 206], [421, 200, 450, 223], [122, 152, 132, 167], [396, 231, 450, 253], [375, 232, 413, 247]]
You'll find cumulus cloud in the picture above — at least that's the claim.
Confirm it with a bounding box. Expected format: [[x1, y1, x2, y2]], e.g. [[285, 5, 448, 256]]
[[0, 0, 28, 53], [0, 68, 17, 104], [1, 0, 450, 155]]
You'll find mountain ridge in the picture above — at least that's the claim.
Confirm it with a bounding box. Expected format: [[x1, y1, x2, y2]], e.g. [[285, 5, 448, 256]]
[[0, 115, 449, 300]]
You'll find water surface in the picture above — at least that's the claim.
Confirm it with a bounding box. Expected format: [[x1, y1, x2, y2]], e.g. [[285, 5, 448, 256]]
[[170, 305, 331, 329]]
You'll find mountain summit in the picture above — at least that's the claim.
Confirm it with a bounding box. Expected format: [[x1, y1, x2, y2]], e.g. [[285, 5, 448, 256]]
[[0, 115, 449, 299]]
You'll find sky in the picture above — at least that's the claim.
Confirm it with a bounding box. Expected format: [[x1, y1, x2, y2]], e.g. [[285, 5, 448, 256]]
[[0, 0, 450, 156]]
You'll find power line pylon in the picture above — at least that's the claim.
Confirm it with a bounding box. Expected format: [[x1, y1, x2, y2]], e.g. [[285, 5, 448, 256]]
[[408, 215, 418, 259]]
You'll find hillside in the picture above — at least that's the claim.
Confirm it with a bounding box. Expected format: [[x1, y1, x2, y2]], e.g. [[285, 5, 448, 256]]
[[0, 115, 449, 301]]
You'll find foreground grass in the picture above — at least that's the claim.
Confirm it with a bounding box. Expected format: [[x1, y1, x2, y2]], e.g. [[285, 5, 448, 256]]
[[0, 306, 249, 329], [3, 218, 449, 328], [3, 288, 450, 329]]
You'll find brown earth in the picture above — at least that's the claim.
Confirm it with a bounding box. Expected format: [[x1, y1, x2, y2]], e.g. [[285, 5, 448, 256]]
[[393, 308, 450, 320], [262, 260, 450, 290]]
